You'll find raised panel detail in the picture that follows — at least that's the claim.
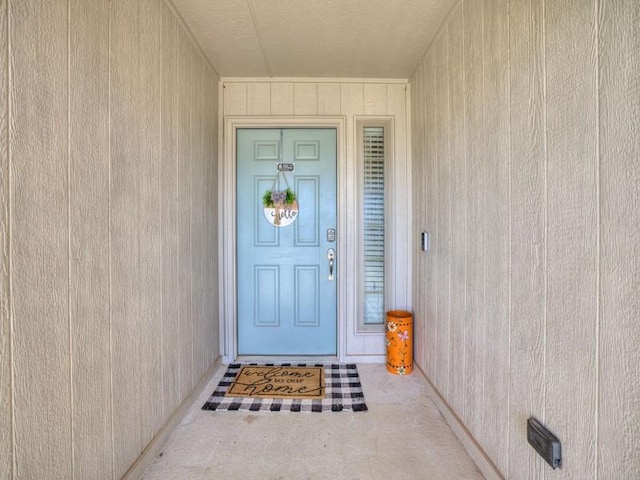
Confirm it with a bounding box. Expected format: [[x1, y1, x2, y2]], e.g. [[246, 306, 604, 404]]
[[294, 140, 320, 161], [295, 177, 319, 246], [255, 177, 278, 246], [254, 140, 279, 161], [294, 266, 319, 326], [254, 266, 279, 326]]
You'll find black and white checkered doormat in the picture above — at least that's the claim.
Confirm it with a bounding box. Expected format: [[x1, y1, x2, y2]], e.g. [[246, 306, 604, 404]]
[[202, 363, 368, 413]]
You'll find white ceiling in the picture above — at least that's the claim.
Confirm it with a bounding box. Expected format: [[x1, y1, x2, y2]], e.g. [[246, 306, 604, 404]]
[[171, 0, 456, 79]]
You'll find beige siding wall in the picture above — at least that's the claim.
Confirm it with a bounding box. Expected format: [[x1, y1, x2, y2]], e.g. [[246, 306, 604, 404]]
[[0, 0, 219, 478], [0, 0, 9, 474], [411, 1, 639, 478]]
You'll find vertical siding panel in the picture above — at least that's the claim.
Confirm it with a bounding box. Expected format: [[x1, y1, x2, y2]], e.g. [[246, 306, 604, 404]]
[[317, 83, 341, 115], [200, 66, 210, 370], [509, 0, 546, 477], [69, 0, 112, 477], [203, 67, 216, 368], [200, 65, 209, 370], [293, 83, 318, 115], [10, 1, 71, 478], [418, 58, 429, 375], [481, 0, 510, 470], [411, 61, 426, 371], [364, 83, 387, 115], [545, 1, 598, 478], [110, 0, 142, 474], [420, 57, 430, 376], [462, 0, 484, 437], [192, 47, 206, 383], [139, 0, 163, 443], [223, 83, 247, 116], [200, 59, 208, 371], [199, 50, 207, 378], [0, 0, 10, 477], [416, 61, 428, 371], [386, 84, 408, 311], [434, 30, 451, 399], [247, 82, 271, 115], [270, 83, 294, 115], [424, 52, 438, 383], [447, 4, 466, 420], [599, 0, 640, 476], [210, 70, 220, 362], [203, 68, 211, 369], [160, 0, 179, 422], [177, 25, 193, 399], [190, 44, 202, 385], [204, 71, 213, 367]]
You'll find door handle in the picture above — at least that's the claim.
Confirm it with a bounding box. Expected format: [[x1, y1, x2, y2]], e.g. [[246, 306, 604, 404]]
[[327, 248, 335, 281]]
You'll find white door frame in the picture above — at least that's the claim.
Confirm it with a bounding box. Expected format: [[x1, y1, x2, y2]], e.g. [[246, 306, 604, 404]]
[[219, 116, 348, 363]]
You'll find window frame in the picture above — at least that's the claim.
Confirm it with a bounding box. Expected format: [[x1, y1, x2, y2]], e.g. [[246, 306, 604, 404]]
[[355, 118, 393, 334]]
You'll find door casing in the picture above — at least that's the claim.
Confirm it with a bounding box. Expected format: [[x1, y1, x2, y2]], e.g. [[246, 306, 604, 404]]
[[220, 116, 348, 363]]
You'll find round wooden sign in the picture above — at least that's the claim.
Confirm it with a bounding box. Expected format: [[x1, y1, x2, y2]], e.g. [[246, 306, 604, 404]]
[[263, 199, 299, 227]]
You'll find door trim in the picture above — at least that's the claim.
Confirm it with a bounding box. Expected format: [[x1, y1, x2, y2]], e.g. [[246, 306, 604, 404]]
[[220, 117, 347, 363]]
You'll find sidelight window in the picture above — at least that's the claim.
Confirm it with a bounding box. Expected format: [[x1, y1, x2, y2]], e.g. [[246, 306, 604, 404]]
[[361, 125, 387, 327]]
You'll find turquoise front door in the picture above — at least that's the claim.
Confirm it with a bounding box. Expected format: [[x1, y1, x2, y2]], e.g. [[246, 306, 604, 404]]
[[237, 128, 337, 355]]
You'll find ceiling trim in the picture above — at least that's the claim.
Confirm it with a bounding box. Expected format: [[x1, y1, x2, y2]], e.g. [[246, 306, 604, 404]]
[[220, 76, 409, 84], [408, 0, 462, 79], [246, 0, 273, 77], [164, 0, 220, 77]]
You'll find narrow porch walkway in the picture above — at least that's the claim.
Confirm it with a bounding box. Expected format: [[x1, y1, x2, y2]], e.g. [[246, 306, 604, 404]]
[[141, 363, 484, 479]]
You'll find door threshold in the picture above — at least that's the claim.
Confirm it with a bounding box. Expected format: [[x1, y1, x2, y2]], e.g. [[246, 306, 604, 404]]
[[234, 355, 339, 364]]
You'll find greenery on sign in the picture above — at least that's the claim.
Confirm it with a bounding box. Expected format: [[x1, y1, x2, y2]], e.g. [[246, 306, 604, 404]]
[[262, 188, 296, 208], [285, 188, 296, 205]]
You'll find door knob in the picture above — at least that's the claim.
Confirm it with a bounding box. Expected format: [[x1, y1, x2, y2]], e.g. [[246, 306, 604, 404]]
[[327, 248, 335, 281]]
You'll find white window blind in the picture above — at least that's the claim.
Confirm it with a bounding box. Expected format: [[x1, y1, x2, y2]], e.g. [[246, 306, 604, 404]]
[[362, 127, 385, 324]]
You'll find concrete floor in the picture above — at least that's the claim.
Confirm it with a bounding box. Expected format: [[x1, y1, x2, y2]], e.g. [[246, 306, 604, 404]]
[[141, 363, 484, 480]]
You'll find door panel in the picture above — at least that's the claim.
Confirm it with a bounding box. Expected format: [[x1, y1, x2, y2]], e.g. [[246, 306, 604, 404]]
[[237, 128, 337, 355]]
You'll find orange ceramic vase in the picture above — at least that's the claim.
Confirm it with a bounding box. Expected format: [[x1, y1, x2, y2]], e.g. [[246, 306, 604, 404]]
[[385, 310, 413, 375]]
